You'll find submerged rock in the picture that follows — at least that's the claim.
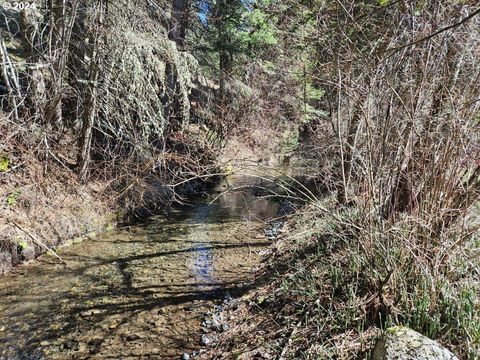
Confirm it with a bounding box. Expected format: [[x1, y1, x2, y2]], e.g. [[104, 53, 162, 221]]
[[201, 334, 211, 346], [373, 326, 459, 360], [264, 221, 285, 240]]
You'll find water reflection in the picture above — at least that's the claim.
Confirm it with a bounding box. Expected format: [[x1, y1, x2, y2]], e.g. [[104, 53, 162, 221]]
[[180, 174, 280, 288], [213, 175, 279, 222], [187, 203, 215, 285]]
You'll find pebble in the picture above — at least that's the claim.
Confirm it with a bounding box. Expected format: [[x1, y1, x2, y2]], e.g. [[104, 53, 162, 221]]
[[40, 341, 51, 346], [63, 340, 75, 349], [224, 293, 232, 302], [125, 333, 142, 341], [77, 342, 88, 352], [201, 334, 211, 345], [80, 309, 102, 317], [154, 320, 164, 328], [221, 323, 230, 332], [181, 353, 190, 360], [212, 315, 221, 329], [264, 221, 285, 240]]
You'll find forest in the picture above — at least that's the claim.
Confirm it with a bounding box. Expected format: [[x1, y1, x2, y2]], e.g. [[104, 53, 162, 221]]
[[0, 0, 479, 359]]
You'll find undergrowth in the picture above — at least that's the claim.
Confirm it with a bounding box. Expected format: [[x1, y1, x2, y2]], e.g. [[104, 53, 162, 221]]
[[259, 198, 480, 359]]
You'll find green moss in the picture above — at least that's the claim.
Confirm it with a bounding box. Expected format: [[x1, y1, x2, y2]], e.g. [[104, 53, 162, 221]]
[[281, 127, 299, 153], [0, 155, 9, 172], [6, 189, 21, 207], [387, 326, 407, 335]]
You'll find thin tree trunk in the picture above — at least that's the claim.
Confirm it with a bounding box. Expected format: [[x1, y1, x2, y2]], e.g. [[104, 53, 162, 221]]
[[0, 39, 23, 121], [77, 1, 104, 182], [337, 93, 364, 204], [165, 0, 189, 129], [171, 0, 188, 48], [214, 0, 230, 116], [20, 7, 46, 122], [77, 79, 97, 182], [44, 0, 66, 124]]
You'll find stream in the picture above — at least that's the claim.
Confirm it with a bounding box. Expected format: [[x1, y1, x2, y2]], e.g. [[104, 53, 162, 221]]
[[0, 174, 281, 359]]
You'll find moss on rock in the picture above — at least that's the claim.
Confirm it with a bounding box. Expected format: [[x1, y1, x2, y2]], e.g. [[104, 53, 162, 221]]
[[373, 326, 459, 360]]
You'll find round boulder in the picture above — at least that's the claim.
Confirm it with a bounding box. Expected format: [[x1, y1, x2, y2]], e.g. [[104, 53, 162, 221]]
[[373, 326, 459, 360]]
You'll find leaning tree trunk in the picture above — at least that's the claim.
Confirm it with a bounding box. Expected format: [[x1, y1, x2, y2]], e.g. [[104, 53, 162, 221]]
[[76, 61, 99, 182]]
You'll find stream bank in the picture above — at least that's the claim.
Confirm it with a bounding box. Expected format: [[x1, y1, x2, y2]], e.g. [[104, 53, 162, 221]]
[[0, 175, 113, 274], [0, 158, 217, 274]]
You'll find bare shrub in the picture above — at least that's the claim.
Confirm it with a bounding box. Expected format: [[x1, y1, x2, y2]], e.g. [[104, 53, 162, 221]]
[[298, 1, 480, 356]]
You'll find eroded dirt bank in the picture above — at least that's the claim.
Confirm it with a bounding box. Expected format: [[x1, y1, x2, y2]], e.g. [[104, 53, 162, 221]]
[[0, 170, 112, 274]]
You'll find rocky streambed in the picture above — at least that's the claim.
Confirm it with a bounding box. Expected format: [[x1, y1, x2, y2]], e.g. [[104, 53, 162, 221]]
[[0, 174, 283, 359]]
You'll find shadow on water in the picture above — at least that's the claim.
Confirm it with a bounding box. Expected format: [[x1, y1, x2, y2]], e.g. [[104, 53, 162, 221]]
[[0, 175, 281, 359]]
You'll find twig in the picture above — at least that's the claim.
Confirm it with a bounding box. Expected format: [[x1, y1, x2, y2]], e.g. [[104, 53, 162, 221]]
[[279, 321, 301, 360], [8, 219, 67, 265], [384, 7, 480, 56]]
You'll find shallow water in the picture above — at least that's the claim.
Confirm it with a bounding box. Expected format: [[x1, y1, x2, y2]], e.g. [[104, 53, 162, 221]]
[[0, 175, 278, 359]]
